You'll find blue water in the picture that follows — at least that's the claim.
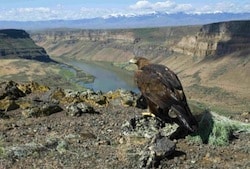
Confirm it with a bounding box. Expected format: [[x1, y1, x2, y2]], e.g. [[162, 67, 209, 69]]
[[68, 60, 139, 92]]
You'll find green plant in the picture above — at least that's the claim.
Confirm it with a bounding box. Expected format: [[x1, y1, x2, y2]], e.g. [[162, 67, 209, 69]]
[[188, 111, 250, 146]]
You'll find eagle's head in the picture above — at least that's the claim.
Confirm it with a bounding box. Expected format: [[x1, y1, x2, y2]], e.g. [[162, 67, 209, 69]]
[[129, 57, 150, 69]]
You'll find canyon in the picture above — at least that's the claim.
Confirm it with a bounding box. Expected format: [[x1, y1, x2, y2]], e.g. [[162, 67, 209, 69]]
[[30, 20, 250, 114]]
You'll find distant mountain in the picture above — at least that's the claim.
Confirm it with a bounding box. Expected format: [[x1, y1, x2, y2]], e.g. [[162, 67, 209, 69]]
[[1, 12, 250, 30]]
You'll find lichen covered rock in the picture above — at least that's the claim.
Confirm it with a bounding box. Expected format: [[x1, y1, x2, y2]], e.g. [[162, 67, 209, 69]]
[[22, 102, 62, 118], [0, 98, 20, 111], [17, 81, 50, 94], [105, 89, 137, 106], [0, 81, 25, 100], [66, 102, 98, 116]]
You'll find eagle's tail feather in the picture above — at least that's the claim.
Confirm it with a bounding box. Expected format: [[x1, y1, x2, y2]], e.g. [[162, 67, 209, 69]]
[[171, 105, 198, 132]]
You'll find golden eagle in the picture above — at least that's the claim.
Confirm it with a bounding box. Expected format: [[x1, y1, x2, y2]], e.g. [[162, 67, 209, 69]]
[[129, 57, 198, 132]]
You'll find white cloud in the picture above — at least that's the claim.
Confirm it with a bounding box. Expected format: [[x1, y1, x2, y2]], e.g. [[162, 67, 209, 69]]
[[130, 0, 174, 11], [17, 7, 51, 13], [0, 7, 58, 21], [130, 1, 152, 10], [130, 0, 193, 13], [154, 1, 175, 10], [194, 2, 250, 13], [175, 4, 193, 12], [130, 0, 250, 14], [0, 7, 115, 21]]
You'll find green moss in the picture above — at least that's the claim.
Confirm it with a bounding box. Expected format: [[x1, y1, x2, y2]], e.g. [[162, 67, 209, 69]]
[[188, 111, 250, 146], [208, 122, 231, 146]]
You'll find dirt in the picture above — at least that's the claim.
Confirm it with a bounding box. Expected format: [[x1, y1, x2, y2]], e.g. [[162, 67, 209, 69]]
[[0, 88, 249, 169]]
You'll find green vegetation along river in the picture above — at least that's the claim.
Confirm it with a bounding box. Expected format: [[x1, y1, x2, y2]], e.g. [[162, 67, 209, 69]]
[[63, 59, 138, 92]]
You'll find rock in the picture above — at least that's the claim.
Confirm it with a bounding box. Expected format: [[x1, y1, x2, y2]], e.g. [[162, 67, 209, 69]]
[[50, 87, 66, 102], [56, 140, 68, 154], [22, 102, 62, 118], [139, 134, 176, 169], [106, 89, 137, 106], [17, 81, 50, 94], [66, 102, 98, 116], [118, 89, 137, 106], [66, 103, 82, 116], [80, 90, 107, 106], [122, 116, 178, 168], [5, 138, 64, 159], [79, 89, 96, 98], [150, 134, 176, 157], [64, 89, 80, 99], [6, 142, 46, 159], [50, 88, 80, 104], [0, 111, 9, 118], [0, 81, 25, 100], [0, 98, 20, 111], [122, 116, 178, 138]]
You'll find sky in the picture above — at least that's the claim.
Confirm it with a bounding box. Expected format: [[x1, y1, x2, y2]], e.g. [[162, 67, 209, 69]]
[[0, 0, 250, 21]]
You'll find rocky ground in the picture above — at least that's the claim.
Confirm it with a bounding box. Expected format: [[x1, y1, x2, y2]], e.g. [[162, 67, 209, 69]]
[[0, 81, 249, 169]]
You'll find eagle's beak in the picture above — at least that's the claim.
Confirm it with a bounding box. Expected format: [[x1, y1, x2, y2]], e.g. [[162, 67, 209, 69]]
[[129, 58, 137, 64]]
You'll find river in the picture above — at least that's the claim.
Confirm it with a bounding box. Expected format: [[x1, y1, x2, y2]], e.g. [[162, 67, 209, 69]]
[[66, 60, 139, 92]]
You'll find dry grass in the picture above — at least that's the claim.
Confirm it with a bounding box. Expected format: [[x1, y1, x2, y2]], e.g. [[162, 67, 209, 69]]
[[0, 59, 59, 78]]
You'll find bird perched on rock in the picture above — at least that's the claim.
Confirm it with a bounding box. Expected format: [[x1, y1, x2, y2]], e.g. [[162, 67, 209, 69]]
[[129, 57, 198, 132]]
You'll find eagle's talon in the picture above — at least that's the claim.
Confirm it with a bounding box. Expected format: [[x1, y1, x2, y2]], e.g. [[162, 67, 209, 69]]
[[142, 112, 156, 117]]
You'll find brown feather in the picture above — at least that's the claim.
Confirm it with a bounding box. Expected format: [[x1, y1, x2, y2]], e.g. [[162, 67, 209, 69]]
[[131, 57, 198, 132]]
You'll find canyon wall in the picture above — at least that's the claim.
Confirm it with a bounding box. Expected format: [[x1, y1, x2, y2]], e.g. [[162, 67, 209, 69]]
[[31, 26, 200, 62], [0, 29, 52, 62], [31, 21, 250, 63], [172, 21, 250, 59]]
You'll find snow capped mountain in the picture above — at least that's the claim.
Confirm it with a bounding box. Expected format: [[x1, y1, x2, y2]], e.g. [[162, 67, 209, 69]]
[[1, 12, 250, 30]]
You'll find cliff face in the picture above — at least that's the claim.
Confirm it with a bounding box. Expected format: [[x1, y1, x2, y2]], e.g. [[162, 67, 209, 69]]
[[31, 26, 200, 62], [0, 29, 52, 62], [31, 21, 250, 62], [172, 21, 250, 58]]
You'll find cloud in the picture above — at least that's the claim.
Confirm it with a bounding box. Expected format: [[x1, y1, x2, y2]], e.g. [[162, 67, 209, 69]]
[[190, 1, 250, 13], [0, 7, 114, 21], [130, 0, 193, 13], [0, 7, 58, 21], [17, 7, 51, 13], [130, 0, 250, 14], [197, 2, 236, 13]]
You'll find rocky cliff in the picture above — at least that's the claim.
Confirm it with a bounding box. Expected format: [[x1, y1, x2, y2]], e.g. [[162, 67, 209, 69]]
[[0, 29, 53, 62], [172, 20, 250, 58], [31, 26, 200, 62], [31, 21, 250, 62]]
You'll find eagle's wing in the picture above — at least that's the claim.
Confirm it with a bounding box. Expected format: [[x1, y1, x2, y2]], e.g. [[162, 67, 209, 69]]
[[135, 65, 184, 109], [135, 64, 197, 131]]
